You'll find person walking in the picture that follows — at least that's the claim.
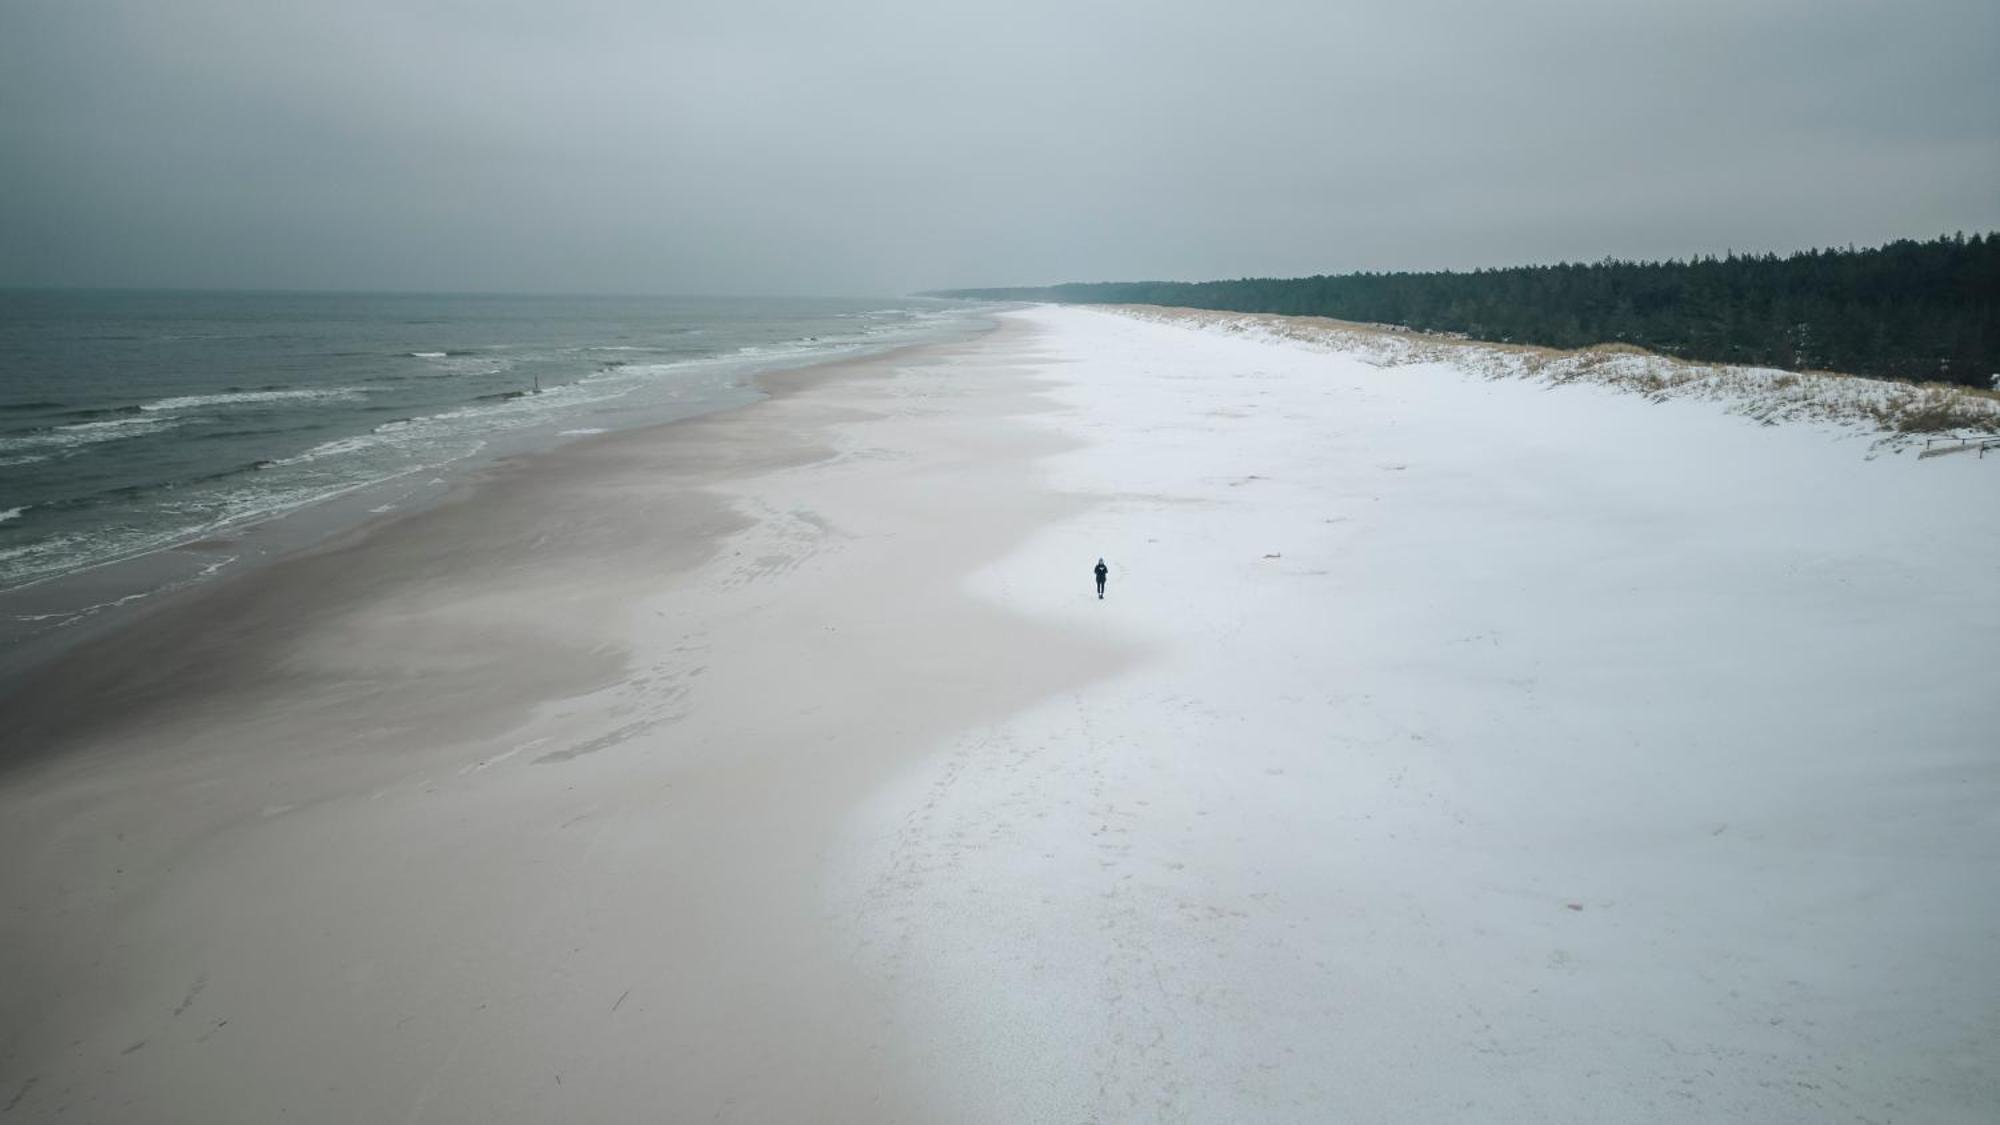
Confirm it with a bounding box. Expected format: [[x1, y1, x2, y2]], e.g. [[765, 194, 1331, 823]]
[[1094, 557, 1109, 599]]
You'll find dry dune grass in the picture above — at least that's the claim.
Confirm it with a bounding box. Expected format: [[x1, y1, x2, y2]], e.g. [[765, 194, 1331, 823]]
[[1099, 305, 2000, 445], [1873, 384, 2000, 433]]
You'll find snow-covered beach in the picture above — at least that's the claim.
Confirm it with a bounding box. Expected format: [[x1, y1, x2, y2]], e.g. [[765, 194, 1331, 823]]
[[2, 307, 1994, 1121], [845, 308, 2000, 1120]]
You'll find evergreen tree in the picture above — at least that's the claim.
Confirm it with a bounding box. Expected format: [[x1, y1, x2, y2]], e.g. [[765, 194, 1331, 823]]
[[930, 234, 2000, 388]]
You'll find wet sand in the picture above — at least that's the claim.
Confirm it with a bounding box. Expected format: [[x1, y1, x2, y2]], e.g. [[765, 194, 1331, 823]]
[[0, 318, 1132, 1121]]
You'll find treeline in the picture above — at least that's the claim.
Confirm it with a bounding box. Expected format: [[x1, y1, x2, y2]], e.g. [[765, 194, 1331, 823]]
[[931, 234, 2000, 388]]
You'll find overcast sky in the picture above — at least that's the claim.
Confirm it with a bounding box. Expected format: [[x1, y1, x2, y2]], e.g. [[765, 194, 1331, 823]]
[[2, 0, 1995, 296]]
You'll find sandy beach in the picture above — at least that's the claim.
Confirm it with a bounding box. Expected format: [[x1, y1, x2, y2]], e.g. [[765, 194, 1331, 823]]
[[3, 307, 1997, 1122]]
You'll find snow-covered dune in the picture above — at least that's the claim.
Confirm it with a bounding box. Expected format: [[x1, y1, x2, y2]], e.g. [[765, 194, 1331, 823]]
[[842, 306, 1999, 1122], [1106, 303, 2000, 449]]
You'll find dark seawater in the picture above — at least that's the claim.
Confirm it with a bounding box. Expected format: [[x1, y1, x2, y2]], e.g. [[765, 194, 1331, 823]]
[[0, 290, 984, 655]]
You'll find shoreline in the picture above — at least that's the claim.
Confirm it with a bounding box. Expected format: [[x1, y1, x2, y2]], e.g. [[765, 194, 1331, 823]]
[[0, 311, 1140, 1121], [0, 329, 992, 765], [0, 315, 994, 710]]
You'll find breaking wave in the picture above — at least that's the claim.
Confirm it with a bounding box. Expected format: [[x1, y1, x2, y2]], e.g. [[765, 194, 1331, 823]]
[[140, 388, 366, 412]]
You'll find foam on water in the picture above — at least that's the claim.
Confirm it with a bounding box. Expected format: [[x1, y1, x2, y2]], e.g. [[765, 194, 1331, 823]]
[[0, 416, 183, 454], [140, 388, 367, 412]]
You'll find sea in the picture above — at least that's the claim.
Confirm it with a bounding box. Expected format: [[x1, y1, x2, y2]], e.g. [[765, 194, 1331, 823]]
[[0, 290, 987, 666]]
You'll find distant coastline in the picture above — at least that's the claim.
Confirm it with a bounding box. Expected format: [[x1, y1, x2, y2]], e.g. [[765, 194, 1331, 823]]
[[929, 233, 2000, 390]]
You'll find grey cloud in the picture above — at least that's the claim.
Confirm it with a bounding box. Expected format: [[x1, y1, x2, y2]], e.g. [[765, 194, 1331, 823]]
[[2, 0, 1995, 294]]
